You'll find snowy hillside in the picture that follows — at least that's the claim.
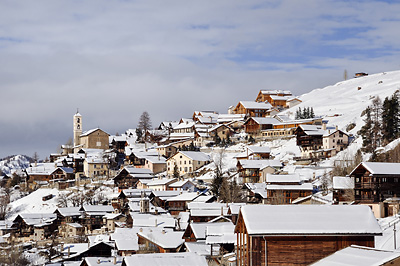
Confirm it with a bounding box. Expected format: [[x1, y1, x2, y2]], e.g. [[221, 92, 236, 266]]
[[0, 155, 31, 175], [286, 70, 400, 135]]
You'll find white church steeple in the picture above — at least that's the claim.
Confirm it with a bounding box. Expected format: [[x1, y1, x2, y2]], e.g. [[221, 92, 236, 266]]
[[73, 109, 82, 149]]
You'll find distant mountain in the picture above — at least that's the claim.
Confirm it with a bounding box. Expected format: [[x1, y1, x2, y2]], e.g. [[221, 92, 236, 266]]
[[0, 155, 31, 175]]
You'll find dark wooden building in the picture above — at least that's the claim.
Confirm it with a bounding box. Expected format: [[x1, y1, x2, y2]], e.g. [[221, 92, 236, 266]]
[[235, 205, 381, 266], [113, 167, 154, 191], [350, 162, 400, 217]]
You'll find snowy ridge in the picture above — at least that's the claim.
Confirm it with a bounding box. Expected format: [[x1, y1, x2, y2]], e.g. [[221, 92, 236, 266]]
[[285, 70, 400, 134], [0, 155, 31, 175]]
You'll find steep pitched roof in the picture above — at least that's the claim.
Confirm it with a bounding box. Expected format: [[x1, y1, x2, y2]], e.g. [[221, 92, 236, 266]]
[[236, 205, 382, 236], [179, 151, 210, 161], [80, 128, 110, 137], [351, 162, 400, 176]]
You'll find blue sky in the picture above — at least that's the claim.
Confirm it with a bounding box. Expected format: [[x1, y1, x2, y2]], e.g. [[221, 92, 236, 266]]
[[1, 0, 400, 158]]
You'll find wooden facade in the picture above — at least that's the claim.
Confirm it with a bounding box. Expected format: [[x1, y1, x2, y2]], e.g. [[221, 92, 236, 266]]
[[351, 163, 400, 203], [244, 118, 274, 134], [236, 214, 375, 266], [235, 205, 381, 266]]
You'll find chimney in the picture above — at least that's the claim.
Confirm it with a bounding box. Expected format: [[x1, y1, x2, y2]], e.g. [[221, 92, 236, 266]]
[[322, 123, 327, 131], [155, 218, 157, 227], [221, 206, 224, 216], [68, 246, 71, 257], [113, 256, 117, 265], [97, 258, 101, 264], [335, 125, 338, 131]]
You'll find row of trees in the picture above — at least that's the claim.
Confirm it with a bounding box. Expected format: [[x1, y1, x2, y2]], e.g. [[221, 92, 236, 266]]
[[295, 107, 315, 120], [358, 92, 400, 153]]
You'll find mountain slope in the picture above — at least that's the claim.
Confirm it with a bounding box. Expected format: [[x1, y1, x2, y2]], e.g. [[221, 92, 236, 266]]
[[0, 155, 31, 175], [286, 70, 400, 135]]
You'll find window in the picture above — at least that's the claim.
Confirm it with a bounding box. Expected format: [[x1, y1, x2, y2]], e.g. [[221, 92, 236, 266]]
[[96, 141, 101, 147]]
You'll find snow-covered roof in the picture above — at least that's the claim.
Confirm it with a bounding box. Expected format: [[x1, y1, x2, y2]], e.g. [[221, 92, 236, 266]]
[[266, 183, 313, 191], [260, 90, 292, 95], [124, 167, 154, 175], [247, 145, 271, 154], [132, 215, 176, 228], [206, 223, 236, 245], [270, 95, 290, 101], [353, 162, 400, 176], [67, 222, 83, 228], [15, 213, 57, 226], [166, 192, 203, 202], [115, 238, 139, 251], [168, 179, 194, 188], [178, 151, 210, 162], [190, 208, 229, 217], [123, 253, 208, 266], [80, 128, 110, 137], [238, 205, 382, 235], [83, 257, 123, 266], [184, 242, 212, 256], [146, 178, 177, 186], [238, 159, 282, 170], [239, 101, 273, 110], [266, 173, 301, 183], [247, 117, 280, 125], [310, 245, 400, 266], [190, 222, 233, 240], [81, 205, 114, 213], [138, 230, 184, 249], [333, 176, 354, 189], [243, 183, 268, 198], [56, 207, 81, 217]]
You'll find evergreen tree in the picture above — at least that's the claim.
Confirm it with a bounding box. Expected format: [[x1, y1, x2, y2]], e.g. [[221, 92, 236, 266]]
[[358, 107, 374, 152], [370, 97, 383, 150], [382, 92, 400, 144], [310, 107, 315, 118], [302, 107, 308, 119], [173, 164, 180, 179], [296, 107, 302, 119]]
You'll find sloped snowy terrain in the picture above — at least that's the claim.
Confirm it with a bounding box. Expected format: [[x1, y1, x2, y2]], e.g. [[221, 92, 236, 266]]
[[0, 155, 31, 175]]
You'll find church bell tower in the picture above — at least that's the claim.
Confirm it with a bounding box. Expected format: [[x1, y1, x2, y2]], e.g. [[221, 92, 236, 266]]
[[73, 110, 82, 149]]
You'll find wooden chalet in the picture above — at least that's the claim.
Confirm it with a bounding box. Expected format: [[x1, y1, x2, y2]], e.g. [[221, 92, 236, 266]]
[[137, 229, 184, 253], [255, 90, 292, 104], [350, 162, 400, 218], [235, 205, 382, 266], [233, 101, 274, 117], [236, 159, 282, 183], [166, 192, 204, 216], [244, 117, 279, 134], [113, 167, 154, 191], [265, 173, 313, 204], [295, 124, 324, 158], [12, 213, 57, 238]]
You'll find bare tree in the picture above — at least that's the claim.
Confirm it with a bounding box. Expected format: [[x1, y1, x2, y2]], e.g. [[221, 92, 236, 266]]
[[32, 152, 39, 164], [0, 191, 10, 220], [138, 111, 152, 131], [57, 191, 72, 208], [137, 111, 152, 142]]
